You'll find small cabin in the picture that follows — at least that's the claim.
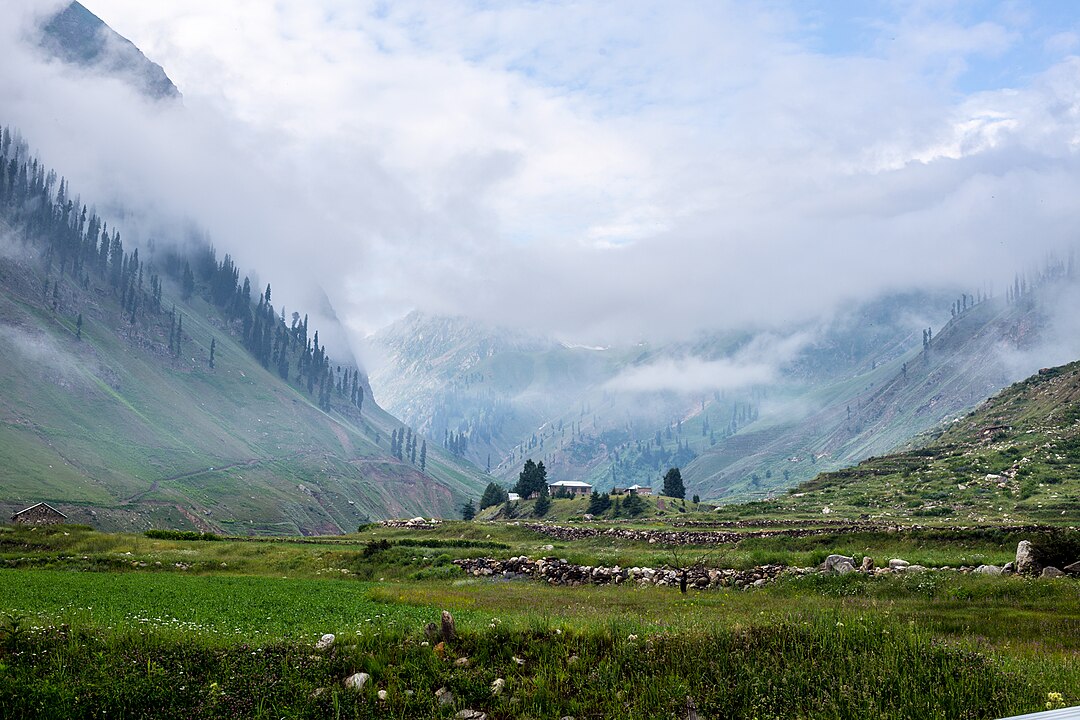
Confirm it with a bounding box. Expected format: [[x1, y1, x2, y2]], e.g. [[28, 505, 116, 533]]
[[547, 480, 593, 497], [612, 484, 652, 496], [11, 502, 68, 526]]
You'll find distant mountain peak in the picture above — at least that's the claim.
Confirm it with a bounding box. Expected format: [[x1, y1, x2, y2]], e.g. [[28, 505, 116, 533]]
[[40, 2, 181, 101]]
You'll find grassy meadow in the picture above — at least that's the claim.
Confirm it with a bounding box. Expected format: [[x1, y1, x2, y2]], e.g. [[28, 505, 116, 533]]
[[0, 521, 1077, 719]]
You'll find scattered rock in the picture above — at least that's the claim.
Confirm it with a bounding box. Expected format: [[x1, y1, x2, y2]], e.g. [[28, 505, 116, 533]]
[[441, 610, 457, 641], [436, 687, 454, 706], [1041, 566, 1064, 579], [834, 561, 856, 574], [583, 514, 594, 521], [491, 678, 505, 696], [315, 633, 335, 651], [567, 655, 580, 665], [456, 711, 486, 720], [824, 554, 854, 572], [454, 657, 470, 668], [424, 622, 440, 640], [1016, 540, 1040, 575], [888, 559, 910, 570], [860, 557, 875, 573], [973, 565, 1001, 576], [903, 564, 927, 573], [1064, 561, 1080, 576], [344, 673, 370, 691], [377, 690, 388, 701], [1002, 561, 1016, 574]]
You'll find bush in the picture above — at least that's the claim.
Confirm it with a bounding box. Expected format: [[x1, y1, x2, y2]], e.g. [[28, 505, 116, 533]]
[[144, 530, 222, 541]]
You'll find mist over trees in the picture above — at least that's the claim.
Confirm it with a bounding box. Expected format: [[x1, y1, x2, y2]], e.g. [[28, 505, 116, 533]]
[[0, 121, 370, 421]]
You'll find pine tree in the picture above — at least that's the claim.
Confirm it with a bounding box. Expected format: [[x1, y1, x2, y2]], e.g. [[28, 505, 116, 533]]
[[209, 338, 216, 369], [533, 492, 551, 517], [663, 467, 685, 499], [480, 482, 508, 509], [75, 312, 82, 341], [462, 498, 476, 521], [420, 440, 427, 472]]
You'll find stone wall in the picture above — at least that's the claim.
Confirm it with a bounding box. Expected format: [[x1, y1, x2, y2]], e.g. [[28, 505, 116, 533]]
[[453, 556, 791, 589]]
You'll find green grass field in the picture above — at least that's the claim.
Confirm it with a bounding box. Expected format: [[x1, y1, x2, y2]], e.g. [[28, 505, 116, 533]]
[[0, 523, 1076, 719]]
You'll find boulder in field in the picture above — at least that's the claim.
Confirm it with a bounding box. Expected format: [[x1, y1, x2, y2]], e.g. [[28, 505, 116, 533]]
[[1016, 541, 1040, 575], [824, 554, 855, 573], [315, 633, 335, 651], [1041, 566, 1064, 579], [889, 559, 910, 570], [973, 565, 1001, 576], [344, 673, 370, 691]]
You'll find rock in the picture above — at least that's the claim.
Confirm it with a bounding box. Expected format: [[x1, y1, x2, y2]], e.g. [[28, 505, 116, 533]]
[[1065, 560, 1080, 576], [889, 559, 910, 570], [435, 687, 454, 706], [583, 514, 594, 521], [753, 578, 768, 587], [834, 561, 856, 574], [491, 677, 505, 696], [1041, 566, 1064, 578], [315, 633, 335, 651], [973, 565, 1001, 576], [456, 711, 486, 720], [377, 690, 388, 701], [903, 564, 927, 573], [860, 557, 875, 573], [424, 622, 440, 640], [824, 554, 855, 573], [1016, 540, 1040, 575], [567, 655, 580, 665], [1002, 561, 1015, 574], [454, 657, 470, 667], [441, 610, 457, 641], [344, 672, 370, 691]]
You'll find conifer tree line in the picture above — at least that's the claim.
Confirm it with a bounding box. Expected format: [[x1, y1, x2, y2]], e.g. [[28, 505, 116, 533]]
[[0, 122, 369, 418]]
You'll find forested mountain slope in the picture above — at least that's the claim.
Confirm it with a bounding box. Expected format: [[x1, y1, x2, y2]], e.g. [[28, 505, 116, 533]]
[[0, 124, 488, 534]]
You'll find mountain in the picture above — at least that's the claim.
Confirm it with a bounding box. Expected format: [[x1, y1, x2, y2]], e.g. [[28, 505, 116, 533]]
[[754, 357, 1080, 525], [369, 279, 1073, 504], [40, 2, 181, 101], [0, 124, 488, 534]]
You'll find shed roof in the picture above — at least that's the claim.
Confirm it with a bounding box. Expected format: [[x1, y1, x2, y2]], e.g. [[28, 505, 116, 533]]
[[12, 502, 68, 518], [549, 480, 592, 488]]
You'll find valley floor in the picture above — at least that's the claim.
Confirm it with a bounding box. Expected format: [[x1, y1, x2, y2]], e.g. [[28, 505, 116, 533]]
[[0, 522, 1076, 719]]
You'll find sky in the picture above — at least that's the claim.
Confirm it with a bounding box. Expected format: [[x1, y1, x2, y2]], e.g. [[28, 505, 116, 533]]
[[5, 0, 1080, 357]]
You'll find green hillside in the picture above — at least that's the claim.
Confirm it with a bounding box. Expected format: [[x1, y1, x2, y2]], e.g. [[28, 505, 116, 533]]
[[0, 126, 488, 533], [739, 359, 1080, 525]]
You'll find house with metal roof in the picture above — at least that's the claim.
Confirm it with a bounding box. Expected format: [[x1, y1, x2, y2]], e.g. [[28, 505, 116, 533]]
[[547, 480, 593, 497]]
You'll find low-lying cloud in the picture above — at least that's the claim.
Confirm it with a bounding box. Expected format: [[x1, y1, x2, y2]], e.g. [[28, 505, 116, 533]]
[[6, 1, 1080, 357]]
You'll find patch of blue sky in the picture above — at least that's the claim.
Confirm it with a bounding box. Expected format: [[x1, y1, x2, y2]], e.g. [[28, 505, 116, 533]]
[[793, 0, 1080, 94]]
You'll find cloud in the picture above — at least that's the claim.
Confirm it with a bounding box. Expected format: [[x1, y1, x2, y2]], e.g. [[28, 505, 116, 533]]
[[5, 0, 1080, 356], [605, 332, 811, 394]]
